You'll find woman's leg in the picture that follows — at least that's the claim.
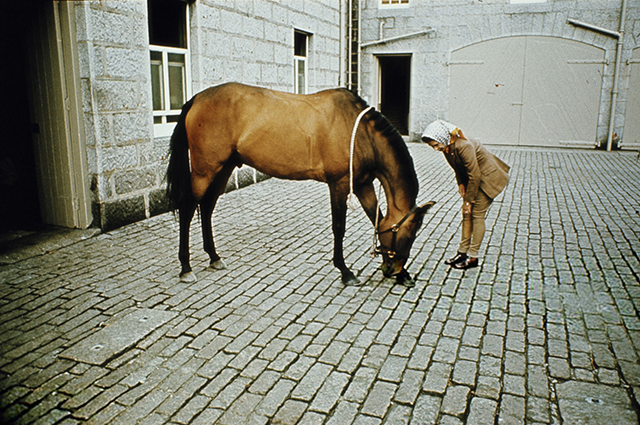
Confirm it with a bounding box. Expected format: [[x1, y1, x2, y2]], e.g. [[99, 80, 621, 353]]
[[467, 190, 493, 258], [457, 209, 473, 255]]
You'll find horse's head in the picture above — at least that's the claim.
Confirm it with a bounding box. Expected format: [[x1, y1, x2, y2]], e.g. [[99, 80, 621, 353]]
[[376, 201, 435, 278]]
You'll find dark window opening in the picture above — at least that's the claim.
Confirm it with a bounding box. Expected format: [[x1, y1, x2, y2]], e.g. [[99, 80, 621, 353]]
[[294, 31, 307, 57], [148, 0, 187, 48]]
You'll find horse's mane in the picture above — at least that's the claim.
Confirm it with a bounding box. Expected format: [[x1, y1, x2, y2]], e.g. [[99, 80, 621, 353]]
[[344, 89, 419, 200]]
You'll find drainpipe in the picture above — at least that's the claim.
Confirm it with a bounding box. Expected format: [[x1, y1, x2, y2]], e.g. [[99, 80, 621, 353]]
[[348, 0, 353, 91], [357, 0, 362, 94], [339, 0, 344, 86], [361, 29, 435, 48], [567, 0, 627, 151], [607, 0, 627, 151]]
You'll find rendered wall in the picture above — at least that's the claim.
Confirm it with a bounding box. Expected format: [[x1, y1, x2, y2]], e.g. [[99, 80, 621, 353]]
[[358, 0, 640, 144]]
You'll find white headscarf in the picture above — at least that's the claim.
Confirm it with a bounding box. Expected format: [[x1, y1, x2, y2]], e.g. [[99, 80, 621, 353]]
[[421, 120, 460, 146]]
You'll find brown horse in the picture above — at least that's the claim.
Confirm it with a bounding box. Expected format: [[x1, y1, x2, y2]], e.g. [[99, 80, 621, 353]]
[[166, 82, 434, 286]]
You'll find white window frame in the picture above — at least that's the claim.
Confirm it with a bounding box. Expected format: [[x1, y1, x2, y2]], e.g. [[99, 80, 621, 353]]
[[149, 4, 191, 139], [294, 30, 308, 95], [379, 0, 409, 9], [150, 44, 191, 137]]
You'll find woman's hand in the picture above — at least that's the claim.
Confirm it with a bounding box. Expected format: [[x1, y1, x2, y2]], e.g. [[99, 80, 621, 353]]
[[462, 201, 472, 215]]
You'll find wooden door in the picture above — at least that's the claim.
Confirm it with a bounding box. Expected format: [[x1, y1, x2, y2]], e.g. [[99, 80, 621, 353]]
[[27, 1, 92, 228], [449, 36, 605, 147]]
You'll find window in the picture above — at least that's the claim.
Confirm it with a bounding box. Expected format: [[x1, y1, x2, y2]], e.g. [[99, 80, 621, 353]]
[[294, 31, 308, 94], [380, 0, 409, 7], [148, 0, 191, 137]]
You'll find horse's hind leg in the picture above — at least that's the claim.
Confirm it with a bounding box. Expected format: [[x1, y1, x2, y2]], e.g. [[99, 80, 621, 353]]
[[179, 199, 198, 283], [200, 161, 236, 271]]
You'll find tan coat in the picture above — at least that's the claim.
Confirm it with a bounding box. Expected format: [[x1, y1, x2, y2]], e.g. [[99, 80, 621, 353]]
[[444, 136, 510, 204]]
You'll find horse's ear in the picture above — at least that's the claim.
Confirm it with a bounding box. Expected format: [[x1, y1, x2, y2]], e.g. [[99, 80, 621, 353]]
[[416, 201, 436, 217]]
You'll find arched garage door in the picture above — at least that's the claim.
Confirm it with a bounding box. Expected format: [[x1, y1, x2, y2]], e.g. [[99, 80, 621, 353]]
[[449, 36, 605, 147], [622, 47, 640, 146]]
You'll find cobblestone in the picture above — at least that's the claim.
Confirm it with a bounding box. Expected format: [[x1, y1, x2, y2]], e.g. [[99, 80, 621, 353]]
[[1, 146, 639, 424]]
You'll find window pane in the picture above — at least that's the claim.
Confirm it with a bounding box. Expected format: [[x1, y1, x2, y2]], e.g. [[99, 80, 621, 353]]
[[294, 31, 307, 57], [168, 54, 185, 109], [150, 51, 164, 111], [168, 53, 185, 64], [297, 59, 306, 94]]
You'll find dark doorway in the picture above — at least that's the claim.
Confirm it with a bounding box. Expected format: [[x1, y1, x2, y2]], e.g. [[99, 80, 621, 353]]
[[378, 55, 411, 136], [0, 2, 42, 231]]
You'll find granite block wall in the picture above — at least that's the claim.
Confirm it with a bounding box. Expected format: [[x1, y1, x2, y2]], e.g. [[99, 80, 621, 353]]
[[74, 0, 345, 231]]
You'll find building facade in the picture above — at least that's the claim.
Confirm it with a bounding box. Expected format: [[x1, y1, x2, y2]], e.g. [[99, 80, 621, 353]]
[[8, 0, 347, 232], [357, 0, 639, 149], [2, 0, 638, 233]]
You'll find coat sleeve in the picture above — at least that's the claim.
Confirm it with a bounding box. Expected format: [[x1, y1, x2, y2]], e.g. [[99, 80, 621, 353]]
[[444, 153, 464, 186], [458, 141, 481, 205]]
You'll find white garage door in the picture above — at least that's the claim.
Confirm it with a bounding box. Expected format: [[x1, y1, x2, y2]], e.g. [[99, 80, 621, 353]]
[[449, 36, 605, 147], [622, 47, 640, 147]]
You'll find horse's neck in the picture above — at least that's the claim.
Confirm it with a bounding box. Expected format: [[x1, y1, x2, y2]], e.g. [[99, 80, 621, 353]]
[[375, 156, 417, 216]]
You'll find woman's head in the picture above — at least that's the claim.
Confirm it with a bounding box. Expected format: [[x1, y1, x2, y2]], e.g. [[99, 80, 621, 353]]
[[421, 120, 463, 150]]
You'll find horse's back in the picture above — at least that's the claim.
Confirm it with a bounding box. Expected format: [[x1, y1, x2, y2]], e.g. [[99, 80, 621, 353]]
[[186, 83, 360, 183]]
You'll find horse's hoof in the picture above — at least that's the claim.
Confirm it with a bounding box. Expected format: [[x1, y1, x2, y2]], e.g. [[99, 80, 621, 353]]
[[180, 271, 197, 283], [397, 276, 415, 288], [395, 270, 415, 288], [207, 259, 227, 271], [342, 274, 363, 286]]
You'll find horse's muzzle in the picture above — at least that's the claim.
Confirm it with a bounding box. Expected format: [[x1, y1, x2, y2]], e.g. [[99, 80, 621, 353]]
[[381, 258, 404, 278]]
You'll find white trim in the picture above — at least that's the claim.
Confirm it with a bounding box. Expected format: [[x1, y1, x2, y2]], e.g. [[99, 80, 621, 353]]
[[294, 56, 307, 94], [150, 45, 191, 123], [150, 5, 192, 138], [153, 122, 177, 138], [293, 30, 309, 94]]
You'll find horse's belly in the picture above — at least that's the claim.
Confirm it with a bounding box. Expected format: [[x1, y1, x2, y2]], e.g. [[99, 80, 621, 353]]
[[238, 138, 328, 182]]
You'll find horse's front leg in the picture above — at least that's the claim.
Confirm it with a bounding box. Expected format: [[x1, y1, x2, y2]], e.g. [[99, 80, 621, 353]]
[[179, 200, 198, 283], [355, 181, 383, 226], [329, 182, 360, 286]]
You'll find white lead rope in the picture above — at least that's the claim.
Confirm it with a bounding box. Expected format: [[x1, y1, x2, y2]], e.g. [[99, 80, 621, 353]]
[[347, 106, 374, 210], [371, 180, 383, 257]]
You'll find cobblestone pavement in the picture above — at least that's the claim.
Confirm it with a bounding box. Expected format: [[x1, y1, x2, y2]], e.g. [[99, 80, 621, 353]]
[[1, 144, 639, 425]]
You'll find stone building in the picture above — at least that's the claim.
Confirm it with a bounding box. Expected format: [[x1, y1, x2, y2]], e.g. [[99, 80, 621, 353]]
[[2, 0, 638, 234], [5, 0, 346, 232], [357, 0, 639, 149]]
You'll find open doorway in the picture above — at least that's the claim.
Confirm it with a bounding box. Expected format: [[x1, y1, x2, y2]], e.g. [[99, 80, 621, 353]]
[[1, 1, 92, 238], [0, 2, 42, 231], [378, 55, 411, 136]]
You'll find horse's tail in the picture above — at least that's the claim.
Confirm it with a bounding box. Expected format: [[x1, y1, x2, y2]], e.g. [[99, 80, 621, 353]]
[[166, 96, 196, 210]]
